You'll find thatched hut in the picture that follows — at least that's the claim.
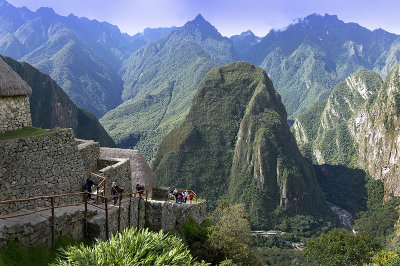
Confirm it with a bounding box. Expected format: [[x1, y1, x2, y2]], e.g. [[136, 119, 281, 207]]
[[0, 57, 32, 133]]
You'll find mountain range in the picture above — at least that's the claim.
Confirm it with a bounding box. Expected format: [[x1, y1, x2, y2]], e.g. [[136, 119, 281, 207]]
[[0, 0, 173, 116], [2, 0, 400, 164], [1, 55, 115, 146], [100, 14, 235, 159], [292, 62, 400, 200]]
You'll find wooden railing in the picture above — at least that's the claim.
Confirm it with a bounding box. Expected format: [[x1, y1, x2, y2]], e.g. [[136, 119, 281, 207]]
[[0, 190, 148, 247], [0, 186, 199, 247]]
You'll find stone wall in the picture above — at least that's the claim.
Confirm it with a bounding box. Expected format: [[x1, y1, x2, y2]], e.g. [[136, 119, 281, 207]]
[[88, 198, 146, 240], [0, 206, 97, 247], [98, 158, 132, 196], [0, 95, 32, 134], [100, 148, 157, 196], [0, 198, 206, 246], [0, 129, 86, 215], [144, 200, 207, 231], [77, 139, 100, 177]]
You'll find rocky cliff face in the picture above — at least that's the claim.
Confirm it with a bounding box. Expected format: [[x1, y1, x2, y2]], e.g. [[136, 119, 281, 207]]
[[152, 62, 328, 228], [356, 64, 400, 196], [293, 63, 400, 198], [293, 68, 382, 166]]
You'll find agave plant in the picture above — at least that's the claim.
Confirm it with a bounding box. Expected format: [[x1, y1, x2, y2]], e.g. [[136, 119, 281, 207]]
[[53, 228, 208, 265]]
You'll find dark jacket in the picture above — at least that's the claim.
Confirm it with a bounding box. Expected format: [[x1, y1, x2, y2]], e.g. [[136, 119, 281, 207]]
[[111, 185, 120, 195], [85, 178, 96, 192]]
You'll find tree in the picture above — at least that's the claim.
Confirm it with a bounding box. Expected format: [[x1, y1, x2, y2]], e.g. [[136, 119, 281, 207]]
[[207, 200, 263, 265], [303, 229, 381, 265]]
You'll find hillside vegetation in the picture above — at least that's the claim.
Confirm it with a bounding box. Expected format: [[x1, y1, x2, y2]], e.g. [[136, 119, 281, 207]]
[[240, 14, 400, 118], [293, 68, 382, 166], [0, 0, 173, 116], [101, 15, 234, 159], [2, 55, 115, 147], [153, 62, 329, 228]]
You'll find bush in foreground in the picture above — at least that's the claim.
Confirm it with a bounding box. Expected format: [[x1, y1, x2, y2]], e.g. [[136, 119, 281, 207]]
[[53, 228, 208, 265], [303, 229, 381, 265]]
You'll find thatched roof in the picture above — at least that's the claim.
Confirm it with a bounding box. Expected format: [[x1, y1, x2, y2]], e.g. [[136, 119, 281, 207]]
[[0, 57, 32, 96]]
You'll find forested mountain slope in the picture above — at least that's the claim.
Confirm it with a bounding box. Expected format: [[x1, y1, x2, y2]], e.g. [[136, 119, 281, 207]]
[[152, 62, 329, 228], [293, 63, 400, 198], [0, 0, 173, 116], [101, 15, 235, 159], [2, 55, 115, 147], [241, 14, 400, 118]]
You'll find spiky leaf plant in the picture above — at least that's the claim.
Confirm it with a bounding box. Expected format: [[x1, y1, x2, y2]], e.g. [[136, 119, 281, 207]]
[[53, 228, 208, 265]]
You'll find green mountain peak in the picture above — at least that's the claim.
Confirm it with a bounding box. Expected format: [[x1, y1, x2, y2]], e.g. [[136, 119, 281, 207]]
[[153, 61, 328, 228]]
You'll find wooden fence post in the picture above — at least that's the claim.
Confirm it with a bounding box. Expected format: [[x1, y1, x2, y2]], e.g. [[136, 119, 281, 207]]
[[84, 192, 88, 238], [105, 197, 109, 240], [137, 196, 141, 230], [128, 193, 132, 228], [50, 197, 55, 248], [118, 193, 122, 232]]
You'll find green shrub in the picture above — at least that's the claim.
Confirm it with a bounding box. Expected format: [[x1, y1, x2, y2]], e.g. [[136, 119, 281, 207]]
[[303, 229, 381, 265], [354, 178, 400, 245], [53, 228, 207, 265]]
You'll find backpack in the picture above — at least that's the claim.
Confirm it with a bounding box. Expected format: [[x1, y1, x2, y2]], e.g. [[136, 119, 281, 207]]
[[83, 182, 89, 191]]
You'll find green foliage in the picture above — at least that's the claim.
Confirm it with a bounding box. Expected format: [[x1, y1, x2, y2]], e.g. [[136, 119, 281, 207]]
[[393, 91, 400, 117], [314, 165, 367, 214], [206, 201, 263, 265], [101, 17, 234, 159], [245, 14, 397, 119], [275, 215, 334, 239], [261, 42, 339, 119], [354, 178, 400, 244], [76, 108, 116, 147], [259, 247, 313, 266], [2, 55, 115, 147], [294, 100, 327, 143], [21, 29, 124, 117], [170, 202, 263, 265], [294, 68, 382, 166], [153, 62, 329, 227], [303, 229, 381, 266], [370, 249, 400, 266], [0, 236, 93, 266], [53, 228, 207, 265], [0, 240, 51, 266], [0, 127, 56, 140]]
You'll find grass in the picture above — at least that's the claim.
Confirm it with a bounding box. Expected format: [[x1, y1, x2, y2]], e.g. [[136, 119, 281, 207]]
[[0, 127, 57, 141], [0, 236, 94, 266]]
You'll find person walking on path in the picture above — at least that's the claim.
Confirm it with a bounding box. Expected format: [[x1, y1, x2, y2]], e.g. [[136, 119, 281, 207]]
[[183, 190, 188, 203], [84, 176, 97, 201], [189, 192, 194, 203], [111, 182, 120, 205]]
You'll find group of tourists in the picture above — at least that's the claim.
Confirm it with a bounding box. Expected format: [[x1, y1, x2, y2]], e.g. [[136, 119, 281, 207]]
[[84, 176, 145, 206], [172, 188, 195, 204]]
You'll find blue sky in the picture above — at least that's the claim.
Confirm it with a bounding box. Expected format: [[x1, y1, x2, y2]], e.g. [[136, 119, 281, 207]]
[[7, 0, 400, 37]]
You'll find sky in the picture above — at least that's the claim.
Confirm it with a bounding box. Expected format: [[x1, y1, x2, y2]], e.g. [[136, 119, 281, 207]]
[[7, 0, 400, 37]]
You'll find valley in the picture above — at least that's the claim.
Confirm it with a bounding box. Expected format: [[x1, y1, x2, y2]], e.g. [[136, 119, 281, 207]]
[[1, 0, 400, 264]]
